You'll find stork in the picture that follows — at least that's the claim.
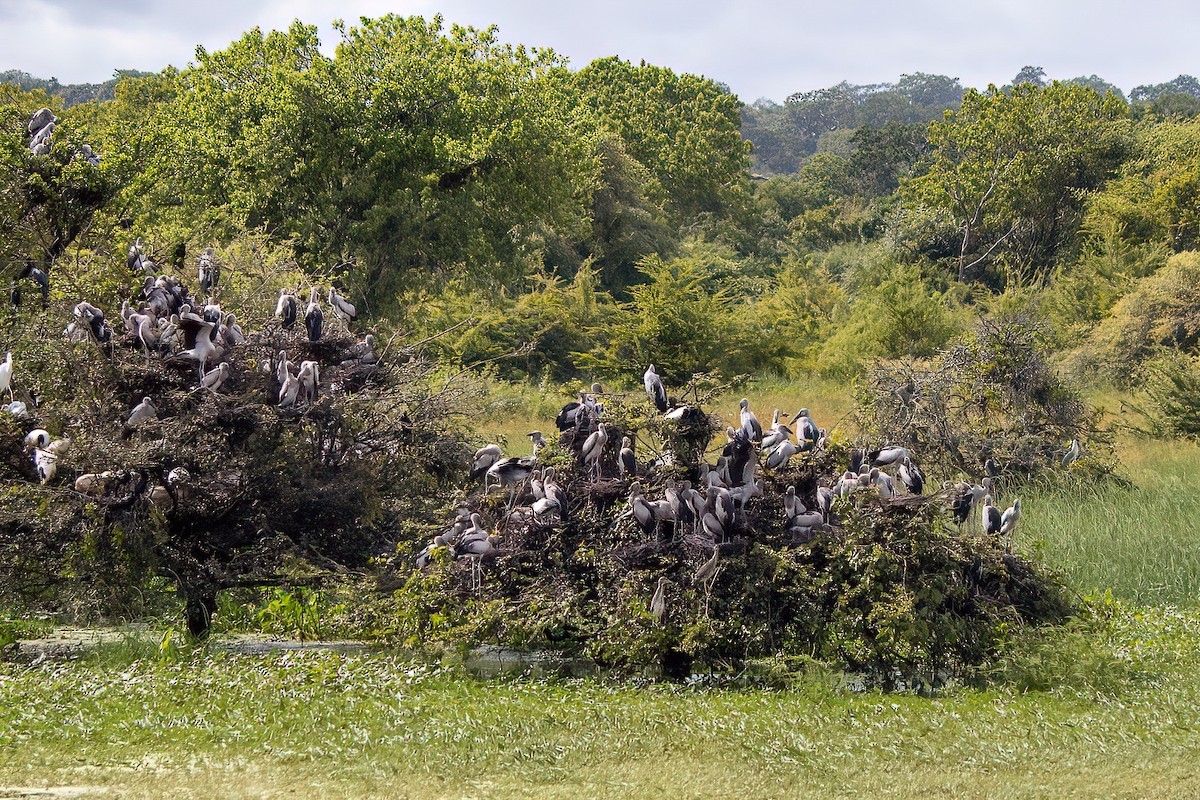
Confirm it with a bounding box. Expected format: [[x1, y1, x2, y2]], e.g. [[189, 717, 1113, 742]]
[[304, 288, 323, 342], [328, 287, 357, 323], [127, 396, 157, 428], [739, 398, 762, 442], [276, 289, 298, 330], [580, 421, 608, 480], [0, 352, 12, 401], [643, 364, 668, 412]]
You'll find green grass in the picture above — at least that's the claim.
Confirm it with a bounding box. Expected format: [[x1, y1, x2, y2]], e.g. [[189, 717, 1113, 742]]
[[2, 604, 1199, 798], [1018, 438, 1200, 605], [6, 381, 1200, 797]]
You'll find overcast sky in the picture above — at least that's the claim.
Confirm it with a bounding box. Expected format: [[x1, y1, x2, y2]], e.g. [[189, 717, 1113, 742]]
[[1, 0, 1197, 102]]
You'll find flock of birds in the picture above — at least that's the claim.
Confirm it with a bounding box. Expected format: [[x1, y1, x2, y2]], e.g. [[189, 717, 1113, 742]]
[[414, 363, 1033, 594], [3, 238, 378, 505], [26, 106, 100, 164]]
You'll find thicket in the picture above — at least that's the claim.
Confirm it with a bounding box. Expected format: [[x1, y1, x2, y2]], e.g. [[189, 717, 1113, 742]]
[[385, 397, 1070, 686]]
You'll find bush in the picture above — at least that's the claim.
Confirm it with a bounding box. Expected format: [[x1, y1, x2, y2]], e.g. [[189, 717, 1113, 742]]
[[1083, 250, 1200, 383], [387, 394, 1072, 686], [855, 316, 1108, 482]]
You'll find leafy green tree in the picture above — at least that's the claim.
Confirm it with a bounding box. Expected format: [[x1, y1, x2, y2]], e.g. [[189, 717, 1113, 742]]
[[894, 72, 964, 108], [1067, 75, 1127, 102], [1083, 116, 1200, 252], [1130, 75, 1200, 102], [899, 82, 1132, 286], [1011, 66, 1047, 87], [572, 56, 750, 224], [574, 254, 735, 383], [0, 85, 117, 291], [118, 16, 597, 312]]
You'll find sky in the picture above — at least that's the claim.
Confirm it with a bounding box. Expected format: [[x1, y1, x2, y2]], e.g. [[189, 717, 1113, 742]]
[[1, 0, 1198, 102]]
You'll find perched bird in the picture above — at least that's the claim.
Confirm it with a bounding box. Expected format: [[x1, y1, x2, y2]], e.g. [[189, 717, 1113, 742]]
[[221, 314, 245, 347], [126, 396, 157, 428], [739, 398, 762, 442], [898, 456, 924, 495], [279, 371, 301, 408], [275, 289, 298, 330], [531, 497, 560, 523], [127, 238, 149, 273], [304, 288, 323, 342], [1000, 498, 1022, 550], [694, 546, 722, 587], [349, 334, 378, 365], [580, 421, 608, 479], [628, 482, 657, 534], [868, 446, 912, 467], [783, 486, 803, 520], [200, 363, 231, 393], [527, 430, 548, 457], [74, 471, 115, 497], [297, 360, 320, 404], [792, 408, 819, 451], [486, 457, 535, 499], [459, 534, 501, 591], [870, 467, 896, 499], [765, 439, 798, 471], [981, 496, 1003, 537], [1062, 439, 1082, 467], [619, 436, 637, 478], [26, 432, 69, 484], [761, 412, 792, 451], [173, 315, 218, 377], [554, 390, 588, 431], [650, 576, 669, 623], [197, 247, 220, 294], [471, 444, 503, 485], [643, 364, 668, 412], [328, 287, 357, 323], [73, 302, 113, 343], [0, 352, 12, 401]]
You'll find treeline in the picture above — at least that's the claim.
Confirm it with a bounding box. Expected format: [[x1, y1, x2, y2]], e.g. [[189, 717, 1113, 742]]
[[0, 69, 153, 107], [5, 17, 1200, 400], [745, 67, 1200, 175]]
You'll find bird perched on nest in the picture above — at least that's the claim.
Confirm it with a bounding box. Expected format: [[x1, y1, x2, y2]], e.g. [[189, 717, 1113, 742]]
[[126, 396, 157, 428]]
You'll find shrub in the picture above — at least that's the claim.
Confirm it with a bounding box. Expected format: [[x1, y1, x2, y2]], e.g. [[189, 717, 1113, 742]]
[[855, 316, 1108, 482]]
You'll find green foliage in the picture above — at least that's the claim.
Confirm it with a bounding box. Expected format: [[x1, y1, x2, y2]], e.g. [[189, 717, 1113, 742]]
[[1082, 250, 1200, 380], [1082, 117, 1200, 253], [856, 317, 1104, 480], [573, 56, 750, 223], [0, 614, 51, 649], [900, 81, 1132, 287], [257, 588, 323, 641], [112, 16, 596, 312], [815, 262, 965, 378], [576, 253, 737, 383], [744, 74, 962, 175], [0, 83, 118, 281], [1142, 353, 1200, 440]]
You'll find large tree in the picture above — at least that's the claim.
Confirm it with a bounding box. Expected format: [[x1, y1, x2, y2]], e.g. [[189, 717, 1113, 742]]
[[115, 17, 598, 313], [899, 81, 1132, 286]]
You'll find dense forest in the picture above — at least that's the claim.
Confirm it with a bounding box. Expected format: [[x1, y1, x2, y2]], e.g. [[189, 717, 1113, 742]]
[[4, 19, 1200, 394]]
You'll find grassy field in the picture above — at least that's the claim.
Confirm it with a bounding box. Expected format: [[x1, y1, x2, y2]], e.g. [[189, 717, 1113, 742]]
[[1018, 438, 1200, 606], [2, 602, 1200, 799], [5, 382, 1200, 798]]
